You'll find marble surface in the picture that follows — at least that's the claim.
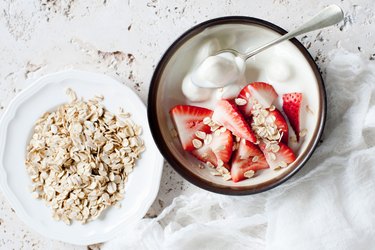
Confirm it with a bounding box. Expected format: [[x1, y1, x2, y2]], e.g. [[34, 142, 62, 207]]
[[0, 0, 373, 249]]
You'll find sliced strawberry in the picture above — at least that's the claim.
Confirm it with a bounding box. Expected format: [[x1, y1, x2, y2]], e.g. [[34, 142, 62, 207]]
[[191, 129, 233, 167], [268, 108, 289, 145], [210, 130, 233, 164], [212, 100, 257, 143], [170, 105, 213, 151], [238, 82, 278, 115], [231, 139, 269, 182], [259, 141, 296, 169], [191, 142, 217, 166], [282, 93, 302, 141]]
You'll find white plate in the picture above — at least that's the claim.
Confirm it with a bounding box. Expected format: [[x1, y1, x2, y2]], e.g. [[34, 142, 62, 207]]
[[0, 70, 164, 245]]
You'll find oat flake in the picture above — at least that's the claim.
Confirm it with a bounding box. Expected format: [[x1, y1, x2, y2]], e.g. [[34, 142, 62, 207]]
[[25, 89, 145, 225]]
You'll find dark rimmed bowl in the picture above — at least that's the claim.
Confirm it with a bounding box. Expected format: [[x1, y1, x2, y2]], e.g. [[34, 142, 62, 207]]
[[148, 16, 326, 195]]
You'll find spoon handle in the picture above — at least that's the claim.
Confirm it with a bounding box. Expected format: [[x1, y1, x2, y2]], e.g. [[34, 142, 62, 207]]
[[244, 5, 344, 60]]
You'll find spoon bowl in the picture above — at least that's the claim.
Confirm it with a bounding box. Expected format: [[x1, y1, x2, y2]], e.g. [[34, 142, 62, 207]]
[[192, 4, 344, 88]]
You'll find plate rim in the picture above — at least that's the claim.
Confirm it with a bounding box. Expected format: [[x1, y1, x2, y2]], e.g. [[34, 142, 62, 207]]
[[147, 16, 326, 195], [0, 69, 164, 245]]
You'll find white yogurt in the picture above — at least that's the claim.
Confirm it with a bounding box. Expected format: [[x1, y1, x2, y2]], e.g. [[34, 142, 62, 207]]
[[180, 26, 301, 106], [215, 75, 247, 100], [192, 38, 221, 66], [266, 59, 291, 82], [181, 74, 213, 102], [191, 52, 246, 89]]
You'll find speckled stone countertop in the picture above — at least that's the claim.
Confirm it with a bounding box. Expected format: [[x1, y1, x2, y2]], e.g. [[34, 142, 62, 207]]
[[0, 0, 373, 249]]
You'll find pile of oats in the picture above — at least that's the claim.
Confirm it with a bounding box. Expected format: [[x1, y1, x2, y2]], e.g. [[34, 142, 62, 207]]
[[25, 89, 145, 225], [236, 98, 292, 170], [251, 103, 287, 169], [250, 103, 282, 143]]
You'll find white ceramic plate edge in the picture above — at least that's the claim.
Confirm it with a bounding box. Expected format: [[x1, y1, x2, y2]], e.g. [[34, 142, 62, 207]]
[[0, 70, 164, 245]]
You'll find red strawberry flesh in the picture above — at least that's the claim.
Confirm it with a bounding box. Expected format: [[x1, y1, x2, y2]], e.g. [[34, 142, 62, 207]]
[[282, 93, 302, 141], [191, 129, 233, 168], [268, 108, 289, 145], [210, 129, 233, 164], [259, 141, 296, 169], [212, 100, 257, 143], [191, 142, 218, 166], [238, 82, 278, 115], [231, 139, 269, 182], [170, 105, 213, 151]]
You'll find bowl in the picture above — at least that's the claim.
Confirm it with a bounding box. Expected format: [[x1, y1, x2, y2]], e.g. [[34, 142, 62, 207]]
[[148, 16, 326, 195]]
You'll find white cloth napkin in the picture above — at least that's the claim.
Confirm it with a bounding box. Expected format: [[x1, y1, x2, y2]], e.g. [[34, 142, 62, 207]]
[[104, 49, 375, 250]]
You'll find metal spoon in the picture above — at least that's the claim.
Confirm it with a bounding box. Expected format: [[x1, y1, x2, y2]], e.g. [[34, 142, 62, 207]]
[[220, 4, 343, 60], [192, 5, 343, 88]]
